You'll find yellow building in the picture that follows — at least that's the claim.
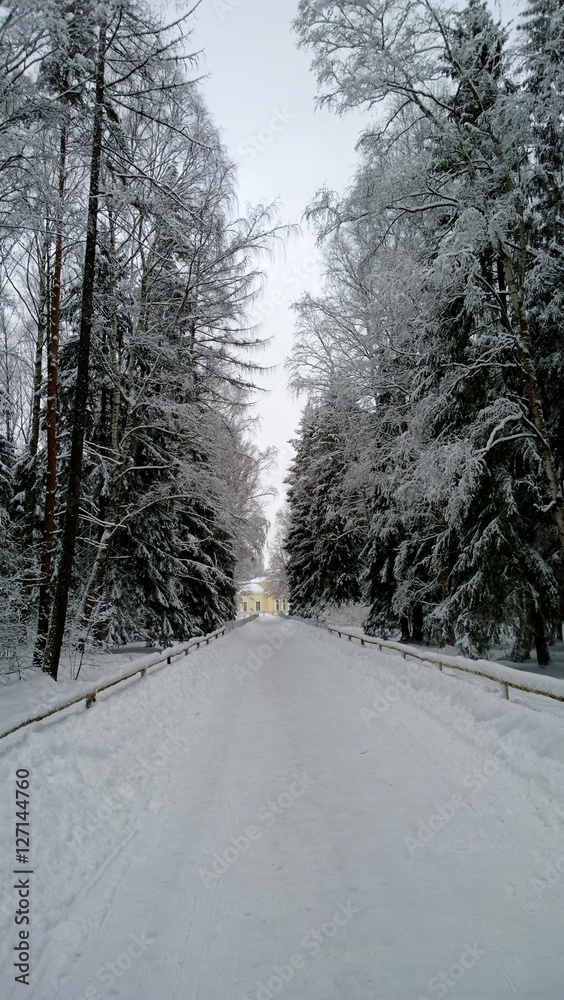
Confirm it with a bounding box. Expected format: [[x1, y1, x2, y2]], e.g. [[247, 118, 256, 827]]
[[236, 578, 289, 616]]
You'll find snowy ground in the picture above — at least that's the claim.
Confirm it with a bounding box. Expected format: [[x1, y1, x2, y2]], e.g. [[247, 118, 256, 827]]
[[0, 647, 163, 738], [1, 616, 564, 999]]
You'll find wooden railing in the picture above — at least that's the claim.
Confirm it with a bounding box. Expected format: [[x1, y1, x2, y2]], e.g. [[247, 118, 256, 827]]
[[325, 626, 564, 706], [0, 617, 257, 742]]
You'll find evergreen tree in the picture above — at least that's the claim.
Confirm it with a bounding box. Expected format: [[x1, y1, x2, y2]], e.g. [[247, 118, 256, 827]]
[[286, 387, 367, 618], [0, 1, 282, 675], [521, 0, 564, 636], [290, 0, 564, 658], [295, 0, 564, 555]]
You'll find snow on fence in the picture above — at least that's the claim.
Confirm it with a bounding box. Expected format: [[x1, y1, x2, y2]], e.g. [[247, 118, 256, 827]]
[[0, 615, 258, 743], [325, 626, 564, 707]]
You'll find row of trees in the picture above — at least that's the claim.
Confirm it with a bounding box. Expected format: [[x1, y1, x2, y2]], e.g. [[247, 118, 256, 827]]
[[0, 1, 279, 679], [285, 0, 564, 664]]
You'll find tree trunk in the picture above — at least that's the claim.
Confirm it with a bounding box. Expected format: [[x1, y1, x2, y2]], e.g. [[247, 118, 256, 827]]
[[533, 610, 550, 667], [500, 252, 564, 552], [74, 203, 134, 648], [20, 239, 48, 623], [440, 568, 455, 646], [411, 602, 424, 643], [399, 614, 411, 642], [74, 520, 115, 659], [510, 624, 531, 662], [34, 123, 66, 665], [42, 21, 106, 680], [74, 212, 158, 646]]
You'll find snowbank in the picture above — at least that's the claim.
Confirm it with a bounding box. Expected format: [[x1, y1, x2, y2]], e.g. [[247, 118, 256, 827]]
[[323, 623, 564, 706]]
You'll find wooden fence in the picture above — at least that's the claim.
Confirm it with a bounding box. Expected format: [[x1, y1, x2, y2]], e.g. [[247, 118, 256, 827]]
[[0, 616, 258, 742], [325, 626, 564, 706]]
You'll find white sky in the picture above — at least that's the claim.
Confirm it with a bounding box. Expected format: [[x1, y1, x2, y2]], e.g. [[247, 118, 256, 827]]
[[162, 0, 366, 536]]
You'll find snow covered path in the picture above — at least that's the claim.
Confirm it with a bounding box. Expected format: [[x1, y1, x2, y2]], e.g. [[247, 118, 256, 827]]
[[2, 617, 564, 1000]]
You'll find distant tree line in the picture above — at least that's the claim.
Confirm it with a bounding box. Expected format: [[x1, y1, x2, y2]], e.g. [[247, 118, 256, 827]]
[[0, 0, 280, 679], [286, 0, 564, 665]]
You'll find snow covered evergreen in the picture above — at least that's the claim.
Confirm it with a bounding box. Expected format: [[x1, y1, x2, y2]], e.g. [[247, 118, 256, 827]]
[[0, 0, 280, 675], [288, 0, 564, 662], [285, 387, 368, 618]]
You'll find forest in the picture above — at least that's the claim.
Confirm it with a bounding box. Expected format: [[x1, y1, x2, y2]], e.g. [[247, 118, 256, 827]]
[[0, 0, 280, 680], [285, 0, 564, 665]]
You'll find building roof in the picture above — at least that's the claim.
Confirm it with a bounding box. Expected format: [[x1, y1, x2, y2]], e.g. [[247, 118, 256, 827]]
[[237, 577, 267, 593]]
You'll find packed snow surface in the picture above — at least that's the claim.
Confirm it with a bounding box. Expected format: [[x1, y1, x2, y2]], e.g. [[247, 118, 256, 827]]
[[1, 617, 564, 999]]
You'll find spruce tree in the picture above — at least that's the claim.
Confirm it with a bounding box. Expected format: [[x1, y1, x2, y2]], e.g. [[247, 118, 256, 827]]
[[286, 387, 366, 618]]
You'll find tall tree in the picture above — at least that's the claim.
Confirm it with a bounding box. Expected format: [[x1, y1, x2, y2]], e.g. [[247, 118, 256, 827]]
[[34, 0, 95, 660], [42, 7, 107, 679], [294, 0, 564, 553], [286, 386, 367, 618], [288, 0, 564, 659]]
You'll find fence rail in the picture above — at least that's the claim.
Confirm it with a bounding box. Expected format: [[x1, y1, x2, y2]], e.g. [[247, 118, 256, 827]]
[[0, 617, 257, 743], [325, 626, 564, 706]]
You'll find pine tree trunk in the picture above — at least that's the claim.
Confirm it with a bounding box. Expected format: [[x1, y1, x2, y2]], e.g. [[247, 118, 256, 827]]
[[399, 614, 411, 642], [412, 602, 424, 643], [74, 220, 160, 646], [440, 568, 455, 646], [20, 242, 48, 623], [74, 520, 115, 658], [510, 625, 531, 662], [500, 253, 564, 552], [42, 21, 106, 681], [510, 590, 533, 662], [74, 204, 136, 647], [533, 610, 550, 667], [34, 123, 66, 665]]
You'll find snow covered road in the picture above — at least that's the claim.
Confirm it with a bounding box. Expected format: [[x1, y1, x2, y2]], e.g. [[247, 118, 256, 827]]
[[1, 617, 564, 999]]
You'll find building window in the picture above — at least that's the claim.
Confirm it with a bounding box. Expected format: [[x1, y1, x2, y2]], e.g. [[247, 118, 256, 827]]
[[275, 599, 280, 612], [282, 600, 286, 611], [243, 601, 248, 612], [255, 601, 261, 612]]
